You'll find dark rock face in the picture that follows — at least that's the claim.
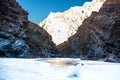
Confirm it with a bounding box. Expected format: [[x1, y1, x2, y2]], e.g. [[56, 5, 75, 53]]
[[0, 0, 58, 58], [25, 22, 59, 57], [57, 0, 120, 62]]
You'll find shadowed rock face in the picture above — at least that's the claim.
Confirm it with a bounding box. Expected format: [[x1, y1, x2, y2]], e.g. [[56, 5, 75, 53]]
[[0, 0, 59, 58], [25, 22, 59, 57], [57, 0, 120, 62]]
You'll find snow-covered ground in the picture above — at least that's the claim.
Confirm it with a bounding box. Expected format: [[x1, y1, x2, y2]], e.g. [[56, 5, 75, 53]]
[[0, 58, 120, 80]]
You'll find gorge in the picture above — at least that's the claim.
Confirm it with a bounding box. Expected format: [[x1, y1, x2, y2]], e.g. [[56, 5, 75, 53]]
[[0, 0, 120, 62]]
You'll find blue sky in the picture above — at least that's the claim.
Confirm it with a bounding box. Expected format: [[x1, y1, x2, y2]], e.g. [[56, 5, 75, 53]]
[[17, 0, 91, 24]]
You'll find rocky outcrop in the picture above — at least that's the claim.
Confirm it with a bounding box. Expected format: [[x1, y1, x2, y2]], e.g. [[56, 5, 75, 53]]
[[0, 0, 59, 58], [25, 22, 59, 57], [57, 0, 120, 62], [39, 0, 105, 45]]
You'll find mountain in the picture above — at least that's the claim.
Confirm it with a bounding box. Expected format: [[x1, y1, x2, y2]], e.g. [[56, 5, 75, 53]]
[[57, 0, 120, 62], [39, 0, 105, 45], [0, 0, 119, 62], [0, 0, 59, 58]]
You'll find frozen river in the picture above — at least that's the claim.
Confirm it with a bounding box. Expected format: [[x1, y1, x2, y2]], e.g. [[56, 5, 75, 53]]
[[0, 58, 120, 80]]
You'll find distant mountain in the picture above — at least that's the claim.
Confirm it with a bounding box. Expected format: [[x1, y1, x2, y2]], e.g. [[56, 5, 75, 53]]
[[39, 0, 105, 45]]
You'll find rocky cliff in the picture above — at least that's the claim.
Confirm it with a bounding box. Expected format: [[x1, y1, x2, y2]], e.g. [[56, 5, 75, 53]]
[[0, 0, 59, 58], [39, 0, 105, 45], [57, 0, 120, 62]]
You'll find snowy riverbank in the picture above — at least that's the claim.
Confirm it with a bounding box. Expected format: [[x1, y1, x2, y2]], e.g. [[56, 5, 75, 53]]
[[0, 58, 120, 80]]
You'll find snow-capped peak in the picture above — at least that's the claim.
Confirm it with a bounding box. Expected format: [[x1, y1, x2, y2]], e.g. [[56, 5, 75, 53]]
[[39, 0, 105, 45]]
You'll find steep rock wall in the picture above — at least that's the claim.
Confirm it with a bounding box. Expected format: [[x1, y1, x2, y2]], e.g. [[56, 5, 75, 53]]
[[0, 0, 59, 58], [57, 0, 120, 62]]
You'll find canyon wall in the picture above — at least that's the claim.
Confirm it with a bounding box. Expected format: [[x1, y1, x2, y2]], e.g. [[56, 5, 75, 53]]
[[0, 0, 59, 58], [57, 0, 120, 62]]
